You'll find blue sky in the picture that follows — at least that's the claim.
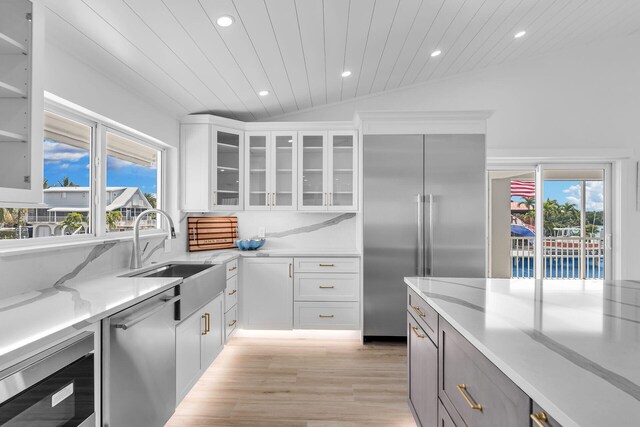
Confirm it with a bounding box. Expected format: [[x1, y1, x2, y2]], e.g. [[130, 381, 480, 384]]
[[43, 139, 157, 193]]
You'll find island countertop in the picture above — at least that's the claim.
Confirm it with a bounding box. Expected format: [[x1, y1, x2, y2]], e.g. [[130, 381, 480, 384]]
[[404, 276, 640, 427]]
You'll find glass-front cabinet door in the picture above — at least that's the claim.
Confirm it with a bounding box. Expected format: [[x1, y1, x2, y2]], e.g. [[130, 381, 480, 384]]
[[328, 131, 357, 211], [271, 132, 297, 210], [213, 128, 242, 211], [245, 132, 268, 210], [298, 132, 326, 210]]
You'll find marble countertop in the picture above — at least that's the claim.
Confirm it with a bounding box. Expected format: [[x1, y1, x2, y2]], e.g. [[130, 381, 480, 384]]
[[405, 277, 640, 427], [175, 248, 362, 263]]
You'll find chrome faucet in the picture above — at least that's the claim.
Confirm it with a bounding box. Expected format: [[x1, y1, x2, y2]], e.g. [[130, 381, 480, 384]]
[[130, 209, 176, 269]]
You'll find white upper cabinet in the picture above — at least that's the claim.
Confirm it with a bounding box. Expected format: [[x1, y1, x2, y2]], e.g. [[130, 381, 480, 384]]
[[244, 131, 297, 211], [0, 0, 44, 204], [181, 122, 243, 212], [298, 131, 357, 212]]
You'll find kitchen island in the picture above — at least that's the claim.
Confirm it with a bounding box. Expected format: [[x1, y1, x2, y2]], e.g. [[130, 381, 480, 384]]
[[405, 276, 640, 427]]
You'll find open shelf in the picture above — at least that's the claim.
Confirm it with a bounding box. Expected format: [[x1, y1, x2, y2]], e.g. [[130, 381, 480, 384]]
[[0, 80, 26, 98], [216, 190, 239, 194], [217, 142, 239, 152], [250, 168, 266, 172], [0, 32, 27, 55], [333, 169, 353, 172], [0, 129, 27, 142], [276, 169, 292, 172], [302, 169, 323, 172], [217, 165, 239, 171]]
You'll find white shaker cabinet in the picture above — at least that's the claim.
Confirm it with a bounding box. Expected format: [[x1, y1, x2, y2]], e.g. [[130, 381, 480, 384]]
[[242, 257, 293, 329], [244, 131, 297, 211], [181, 121, 243, 211], [0, 0, 44, 204], [297, 131, 357, 212]]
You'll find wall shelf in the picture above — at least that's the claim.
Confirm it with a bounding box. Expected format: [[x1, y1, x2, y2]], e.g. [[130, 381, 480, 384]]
[[0, 80, 27, 98], [0, 32, 27, 55], [0, 129, 27, 142]]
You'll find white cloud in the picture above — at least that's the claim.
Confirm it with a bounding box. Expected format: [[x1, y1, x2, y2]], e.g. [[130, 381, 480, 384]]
[[44, 140, 89, 163], [562, 182, 603, 211]]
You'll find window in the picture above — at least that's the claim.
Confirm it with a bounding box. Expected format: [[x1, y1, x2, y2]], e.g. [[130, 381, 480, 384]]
[[0, 102, 165, 243]]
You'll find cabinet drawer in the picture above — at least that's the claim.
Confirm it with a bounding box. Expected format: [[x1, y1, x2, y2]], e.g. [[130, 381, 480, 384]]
[[294, 302, 359, 329], [224, 275, 238, 312], [439, 320, 529, 427], [531, 402, 562, 427], [408, 314, 438, 427], [439, 399, 458, 427], [294, 273, 358, 302], [408, 288, 438, 346], [226, 258, 238, 279], [294, 257, 359, 273], [225, 304, 237, 339]]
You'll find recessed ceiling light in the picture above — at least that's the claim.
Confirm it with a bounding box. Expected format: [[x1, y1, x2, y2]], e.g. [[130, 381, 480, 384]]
[[258, 90, 269, 96], [216, 16, 234, 27], [341, 70, 352, 77], [514, 30, 526, 39], [430, 50, 442, 57]]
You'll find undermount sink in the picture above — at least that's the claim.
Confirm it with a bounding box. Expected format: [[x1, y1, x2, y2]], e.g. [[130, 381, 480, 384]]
[[128, 263, 215, 279]]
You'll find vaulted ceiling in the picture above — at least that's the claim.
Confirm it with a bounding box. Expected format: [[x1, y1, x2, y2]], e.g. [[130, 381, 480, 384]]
[[45, 0, 640, 121]]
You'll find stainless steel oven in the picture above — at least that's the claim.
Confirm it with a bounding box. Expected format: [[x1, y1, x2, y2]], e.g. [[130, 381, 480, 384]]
[[0, 332, 95, 427]]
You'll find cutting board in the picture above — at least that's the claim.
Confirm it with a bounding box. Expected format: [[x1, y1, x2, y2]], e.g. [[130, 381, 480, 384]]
[[187, 216, 238, 252]]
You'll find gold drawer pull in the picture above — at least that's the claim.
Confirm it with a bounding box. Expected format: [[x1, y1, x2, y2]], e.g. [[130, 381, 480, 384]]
[[530, 412, 549, 427], [205, 313, 211, 333], [228, 289, 237, 295], [319, 263, 335, 267], [201, 314, 207, 335], [411, 325, 425, 339], [411, 305, 426, 317], [228, 319, 237, 327], [319, 314, 334, 318], [456, 384, 483, 411], [319, 285, 335, 289], [228, 265, 237, 272]]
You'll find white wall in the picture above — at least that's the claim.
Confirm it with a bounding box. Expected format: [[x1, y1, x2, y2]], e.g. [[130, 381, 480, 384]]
[[272, 35, 640, 279]]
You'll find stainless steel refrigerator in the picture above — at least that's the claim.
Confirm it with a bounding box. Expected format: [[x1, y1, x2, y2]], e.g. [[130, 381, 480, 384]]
[[363, 134, 486, 338]]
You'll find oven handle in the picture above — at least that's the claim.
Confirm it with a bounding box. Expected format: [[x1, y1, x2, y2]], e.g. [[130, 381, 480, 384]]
[[112, 295, 181, 330], [0, 332, 94, 404]]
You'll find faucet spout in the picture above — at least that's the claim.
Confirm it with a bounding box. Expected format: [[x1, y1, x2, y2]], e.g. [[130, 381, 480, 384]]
[[130, 209, 176, 269]]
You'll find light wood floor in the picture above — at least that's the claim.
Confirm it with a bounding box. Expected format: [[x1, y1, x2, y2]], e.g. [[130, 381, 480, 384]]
[[166, 337, 416, 427]]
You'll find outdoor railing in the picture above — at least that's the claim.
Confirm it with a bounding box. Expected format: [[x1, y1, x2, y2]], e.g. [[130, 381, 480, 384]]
[[511, 237, 605, 279]]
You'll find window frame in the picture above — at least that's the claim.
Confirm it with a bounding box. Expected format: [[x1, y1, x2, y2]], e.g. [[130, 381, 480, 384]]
[[0, 95, 167, 251]]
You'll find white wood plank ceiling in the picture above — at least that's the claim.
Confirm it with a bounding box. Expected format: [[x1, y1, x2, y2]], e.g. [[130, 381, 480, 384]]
[[44, 0, 640, 121]]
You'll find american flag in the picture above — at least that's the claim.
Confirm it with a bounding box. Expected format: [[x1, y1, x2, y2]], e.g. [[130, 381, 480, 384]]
[[511, 180, 535, 197]]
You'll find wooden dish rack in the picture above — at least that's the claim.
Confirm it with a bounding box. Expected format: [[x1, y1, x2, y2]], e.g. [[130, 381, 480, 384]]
[[187, 216, 238, 252]]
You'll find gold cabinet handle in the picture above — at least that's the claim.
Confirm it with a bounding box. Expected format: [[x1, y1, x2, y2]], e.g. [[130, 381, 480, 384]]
[[330, 192, 333, 206], [411, 325, 425, 339], [228, 289, 237, 295], [323, 192, 326, 206], [319, 314, 334, 318], [411, 305, 426, 318], [228, 319, 237, 327], [228, 265, 237, 272], [319, 263, 335, 267], [213, 191, 217, 206], [456, 384, 483, 411], [205, 312, 211, 333], [272, 192, 276, 206], [289, 263, 292, 278], [319, 285, 335, 289], [530, 412, 549, 427], [201, 314, 207, 335]]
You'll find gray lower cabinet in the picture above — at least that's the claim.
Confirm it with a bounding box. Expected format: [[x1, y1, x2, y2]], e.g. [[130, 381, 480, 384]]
[[531, 402, 562, 427], [438, 399, 457, 427], [176, 293, 224, 403], [439, 319, 530, 427], [408, 313, 438, 427]]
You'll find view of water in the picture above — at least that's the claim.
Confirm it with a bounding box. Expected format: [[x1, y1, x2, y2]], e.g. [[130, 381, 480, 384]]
[[512, 257, 605, 279]]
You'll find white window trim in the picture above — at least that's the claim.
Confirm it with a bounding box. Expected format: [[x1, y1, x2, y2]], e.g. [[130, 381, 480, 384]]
[[0, 93, 168, 254]]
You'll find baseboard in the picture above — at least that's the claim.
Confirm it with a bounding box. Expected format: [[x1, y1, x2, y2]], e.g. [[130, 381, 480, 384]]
[[234, 329, 361, 340]]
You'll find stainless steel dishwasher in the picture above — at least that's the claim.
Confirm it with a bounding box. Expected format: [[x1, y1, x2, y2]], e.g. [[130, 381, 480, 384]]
[[102, 287, 180, 427]]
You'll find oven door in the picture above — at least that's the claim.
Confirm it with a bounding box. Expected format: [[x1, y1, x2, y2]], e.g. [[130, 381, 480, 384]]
[[0, 332, 95, 427]]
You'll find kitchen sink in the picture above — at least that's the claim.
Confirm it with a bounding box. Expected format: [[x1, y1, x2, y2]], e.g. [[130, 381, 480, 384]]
[[130, 263, 214, 279]]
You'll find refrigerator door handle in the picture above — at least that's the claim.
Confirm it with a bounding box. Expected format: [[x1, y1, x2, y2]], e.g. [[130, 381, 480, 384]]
[[426, 194, 434, 276], [416, 193, 425, 276]]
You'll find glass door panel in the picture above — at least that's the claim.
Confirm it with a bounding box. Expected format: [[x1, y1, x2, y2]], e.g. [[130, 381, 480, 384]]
[[330, 134, 354, 208], [247, 134, 268, 208], [216, 131, 240, 207], [272, 134, 295, 209], [300, 134, 325, 208]]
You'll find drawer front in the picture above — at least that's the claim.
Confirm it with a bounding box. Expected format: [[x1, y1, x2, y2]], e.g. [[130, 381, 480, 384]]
[[408, 288, 438, 346], [531, 402, 562, 427], [408, 314, 438, 427], [294, 257, 359, 273], [295, 273, 359, 302], [439, 320, 529, 427], [226, 258, 238, 279], [225, 304, 237, 339], [438, 399, 458, 427], [294, 302, 359, 329], [224, 275, 238, 312]]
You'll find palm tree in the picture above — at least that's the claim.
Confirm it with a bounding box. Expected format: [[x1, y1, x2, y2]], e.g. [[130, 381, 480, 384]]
[[43, 178, 50, 189], [60, 212, 83, 233], [144, 193, 157, 208], [57, 176, 78, 187], [518, 196, 535, 210], [106, 211, 122, 230]]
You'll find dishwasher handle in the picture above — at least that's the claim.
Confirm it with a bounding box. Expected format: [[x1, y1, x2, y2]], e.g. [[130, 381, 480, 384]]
[[113, 295, 181, 330]]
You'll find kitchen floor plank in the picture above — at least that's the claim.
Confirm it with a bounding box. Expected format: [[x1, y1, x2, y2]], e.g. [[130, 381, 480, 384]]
[[166, 337, 415, 427]]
